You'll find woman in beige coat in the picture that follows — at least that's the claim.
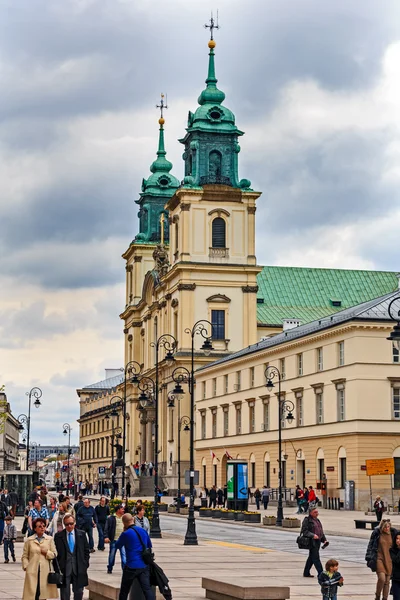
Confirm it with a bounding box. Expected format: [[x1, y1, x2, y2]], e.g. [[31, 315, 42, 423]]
[[22, 517, 58, 600]]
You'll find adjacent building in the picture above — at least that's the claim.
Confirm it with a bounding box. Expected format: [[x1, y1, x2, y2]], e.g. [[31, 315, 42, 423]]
[[0, 392, 21, 471]]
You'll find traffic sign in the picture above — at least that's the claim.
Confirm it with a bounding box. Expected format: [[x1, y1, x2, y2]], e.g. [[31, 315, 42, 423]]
[[365, 458, 395, 477], [55, 472, 60, 479], [98, 466, 106, 479]]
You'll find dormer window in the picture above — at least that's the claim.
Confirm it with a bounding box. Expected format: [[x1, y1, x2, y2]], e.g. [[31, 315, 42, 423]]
[[207, 106, 223, 122]]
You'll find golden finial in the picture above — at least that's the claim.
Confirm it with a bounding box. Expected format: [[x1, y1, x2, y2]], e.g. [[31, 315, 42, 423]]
[[156, 93, 168, 125], [208, 39, 216, 49]]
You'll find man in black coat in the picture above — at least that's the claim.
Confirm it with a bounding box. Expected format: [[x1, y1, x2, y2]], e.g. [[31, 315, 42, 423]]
[[54, 514, 90, 600], [300, 507, 328, 578]]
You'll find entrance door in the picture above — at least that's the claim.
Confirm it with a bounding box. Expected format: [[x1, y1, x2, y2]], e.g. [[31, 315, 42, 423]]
[[297, 460, 306, 488]]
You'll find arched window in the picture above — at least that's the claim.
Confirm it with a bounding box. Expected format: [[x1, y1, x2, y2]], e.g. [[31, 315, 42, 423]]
[[212, 217, 226, 248], [209, 150, 222, 180]]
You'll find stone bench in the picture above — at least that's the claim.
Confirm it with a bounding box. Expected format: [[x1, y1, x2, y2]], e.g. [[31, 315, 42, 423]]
[[354, 519, 379, 529], [202, 577, 290, 600], [88, 576, 159, 600]]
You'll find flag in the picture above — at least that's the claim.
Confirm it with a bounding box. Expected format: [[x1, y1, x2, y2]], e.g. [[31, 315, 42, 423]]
[[224, 449, 233, 460], [209, 449, 220, 462]]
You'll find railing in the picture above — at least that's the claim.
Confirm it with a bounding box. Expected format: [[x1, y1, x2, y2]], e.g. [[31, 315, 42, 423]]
[[209, 247, 229, 259], [200, 175, 232, 186]]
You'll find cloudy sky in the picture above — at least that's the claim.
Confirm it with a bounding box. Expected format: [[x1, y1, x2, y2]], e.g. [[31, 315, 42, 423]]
[[1, 0, 400, 445]]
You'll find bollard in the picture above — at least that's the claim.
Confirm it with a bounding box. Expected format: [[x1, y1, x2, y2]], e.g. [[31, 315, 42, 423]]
[[333, 497, 337, 510], [327, 497, 331, 510]]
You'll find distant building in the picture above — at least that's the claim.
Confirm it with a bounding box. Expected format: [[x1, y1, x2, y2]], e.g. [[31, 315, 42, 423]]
[[0, 392, 20, 470], [29, 445, 79, 462]]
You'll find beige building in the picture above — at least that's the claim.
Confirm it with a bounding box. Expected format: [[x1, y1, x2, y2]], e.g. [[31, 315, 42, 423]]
[[195, 293, 400, 510], [0, 392, 21, 471], [77, 32, 400, 500]]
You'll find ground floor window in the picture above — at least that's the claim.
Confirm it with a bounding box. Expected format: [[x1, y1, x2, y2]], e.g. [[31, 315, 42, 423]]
[[265, 462, 270, 487], [251, 462, 256, 488], [339, 457, 346, 488], [203, 465, 206, 487]]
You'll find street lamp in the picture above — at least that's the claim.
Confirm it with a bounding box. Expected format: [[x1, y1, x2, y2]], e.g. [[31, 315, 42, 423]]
[[30, 441, 38, 471], [171, 319, 213, 545], [122, 361, 143, 495], [63, 423, 72, 492], [105, 395, 123, 498], [265, 365, 294, 527], [387, 296, 400, 350], [167, 392, 190, 513], [148, 334, 177, 539], [17, 387, 42, 470]]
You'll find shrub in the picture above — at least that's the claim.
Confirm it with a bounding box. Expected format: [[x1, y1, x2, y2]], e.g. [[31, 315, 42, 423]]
[[108, 498, 154, 524]]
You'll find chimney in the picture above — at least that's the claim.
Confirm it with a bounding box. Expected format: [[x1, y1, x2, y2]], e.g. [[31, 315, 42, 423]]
[[283, 319, 302, 331], [105, 368, 124, 380]]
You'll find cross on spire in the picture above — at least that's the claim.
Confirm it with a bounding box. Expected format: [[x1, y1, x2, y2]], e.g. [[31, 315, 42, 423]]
[[204, 11, 220, 41], [156, 93, 168, 121]]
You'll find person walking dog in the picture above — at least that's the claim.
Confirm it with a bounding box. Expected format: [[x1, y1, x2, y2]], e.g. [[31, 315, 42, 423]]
[[301, 507, 328, 578]]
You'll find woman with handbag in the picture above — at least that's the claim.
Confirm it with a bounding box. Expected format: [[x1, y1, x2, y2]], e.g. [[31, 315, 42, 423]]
[[365, 518, 397, 600], [22, 517, 58, 600]]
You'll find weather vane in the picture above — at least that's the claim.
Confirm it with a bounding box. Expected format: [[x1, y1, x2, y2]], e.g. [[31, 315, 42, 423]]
[[204, 10, 220, 41], [156, 93, 168, 122]]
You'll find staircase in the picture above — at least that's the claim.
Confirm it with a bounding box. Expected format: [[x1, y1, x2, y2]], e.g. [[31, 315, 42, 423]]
[[139, 475, 154, 498]]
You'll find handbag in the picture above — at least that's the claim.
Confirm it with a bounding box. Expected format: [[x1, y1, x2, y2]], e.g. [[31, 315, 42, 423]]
[[48, 557, 64, 587], [296, 534, 311, 549], [131, 526, 154, 565]]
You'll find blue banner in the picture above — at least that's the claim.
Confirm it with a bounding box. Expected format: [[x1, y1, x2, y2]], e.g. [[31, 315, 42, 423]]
[[237, 463, 248, 499]]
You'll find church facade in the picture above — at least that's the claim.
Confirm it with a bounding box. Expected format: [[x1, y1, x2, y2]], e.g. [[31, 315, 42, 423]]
[[77, 30, 400, 504]]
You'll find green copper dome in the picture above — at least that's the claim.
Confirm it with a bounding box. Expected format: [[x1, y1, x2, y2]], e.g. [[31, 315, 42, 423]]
[[135, 120, 179, 243]]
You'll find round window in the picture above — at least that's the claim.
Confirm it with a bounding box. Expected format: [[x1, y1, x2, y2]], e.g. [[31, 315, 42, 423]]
[[158, 176, 169, 187]]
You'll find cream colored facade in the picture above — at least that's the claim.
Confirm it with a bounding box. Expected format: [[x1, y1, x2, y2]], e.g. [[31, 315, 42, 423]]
[[195, 312, 400, 511]]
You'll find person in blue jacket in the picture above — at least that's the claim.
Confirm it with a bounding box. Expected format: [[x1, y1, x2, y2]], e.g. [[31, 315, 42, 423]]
[[116, 513, 154, 600]]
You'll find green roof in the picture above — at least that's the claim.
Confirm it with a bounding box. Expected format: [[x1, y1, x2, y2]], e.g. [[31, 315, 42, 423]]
[[256, 266, 399, 326]]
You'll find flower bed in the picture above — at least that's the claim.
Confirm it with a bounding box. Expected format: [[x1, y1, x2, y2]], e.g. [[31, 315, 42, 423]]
[[167, 506, 176, 514], [282, 517, 301, 528], [108, 498, 153, 524], [263, 516, 276, 526], [243, 511, 261, 523], [158, 503, 168, 512], [199, 508, 212, 517], [211, 509, 222, 518], [235, 512, 245, 521]]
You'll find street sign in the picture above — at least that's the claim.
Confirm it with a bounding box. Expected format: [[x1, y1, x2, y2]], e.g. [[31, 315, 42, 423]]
[[98, 466, 106, 479], [184, 470, 199, 485], [365, 458, 395, 477]]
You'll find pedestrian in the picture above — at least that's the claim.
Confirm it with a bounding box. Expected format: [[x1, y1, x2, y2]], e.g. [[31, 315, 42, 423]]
[[134, 462, 140, 477], [74, 495, 84, 514], [295, 485, 304, 513], [301, 506, 329, 578], [308, 486, 317, 505], [217, 488, 224, 507], [141, 462, 147, 476], [76, 498, 97, 553], [254, 488, 261, 510], [223, 485, 227, 508], [126, 481, 131, 498], [3, 515, 16, 563], [303, 487, 309, 512], [148, 461, 154, 477], [54, 513, 90, 600], [48, 496, 57, 520], [318, 558, 344, 600], [95, 496, 110, 551], [0, 489, 11, 510], [28, 498, 49, 532], [365, 518, 397, 600], [8, 489, 19, 518], [374, 496, 385, 523], [390, 532, 400, 600], [261, 486, 270, 510], [209, 485, 217, 508], [22, 517, 58, 600], [104, 504, 126, 574], [116, 513, 155, 600], [48, 501, 70, 536], [0, 495, 8, 545], [64, 496, 75, 518], [134, 505, 150, 534]]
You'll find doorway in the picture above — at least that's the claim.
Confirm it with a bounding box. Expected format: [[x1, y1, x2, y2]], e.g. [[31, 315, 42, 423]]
[[297, 459, 306, 489]]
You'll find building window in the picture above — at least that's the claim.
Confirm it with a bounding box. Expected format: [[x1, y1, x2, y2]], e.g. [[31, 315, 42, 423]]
[[224, 375, 229, 394], [297, 353, 303, 376], [251, 462, 256, 488], [280, 358, 286, 380], [393, 388, 400, 419], [212, 411, 217, 438], [263, 400, 270, 431], [212, 378, 217, 397], [211, 309, 225, 340], [338, 341, 345, 366], [316, 392, 324, 424], [202, 382, 206, 400], [212, 217, 226, 248], [250, 367, 255, 388], [214, 463, 218, 486], [249, 404, 255, 433], [235, 371, 241, 392], [201, 413, 206, 440], [223, 409, 229, 437], [317, 348, 323, 372], [297, 396, 303, 427], [169, 409, 174, 442], [236, 406, 242, 435], [339, 457, 347, 488], [337, 389, 345, 422], [265, 461, 270, 487], [393, 343, 400, 364]]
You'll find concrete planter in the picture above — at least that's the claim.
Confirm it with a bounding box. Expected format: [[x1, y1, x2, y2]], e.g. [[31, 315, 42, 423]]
[[235, 512, 245, 521], [167, 506, 176, 514], [199, 509, 212, 517], [263, 516, 277, 526], [158, 504, 167, 512], [282, 518, 301, 528], [212, 510, 222, 518], [244, 513, 261, 523], [180, 507, 189, 515]]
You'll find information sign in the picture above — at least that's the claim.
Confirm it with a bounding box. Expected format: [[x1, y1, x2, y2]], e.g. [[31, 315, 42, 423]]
[[365, 458, 395, 477]]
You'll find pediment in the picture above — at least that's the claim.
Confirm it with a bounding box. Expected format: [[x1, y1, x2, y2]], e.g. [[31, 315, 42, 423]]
[[206, 294, 231, 303]]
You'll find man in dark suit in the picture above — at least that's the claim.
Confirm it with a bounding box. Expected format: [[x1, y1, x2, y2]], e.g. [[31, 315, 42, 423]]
[[54, 514, 90, 600]]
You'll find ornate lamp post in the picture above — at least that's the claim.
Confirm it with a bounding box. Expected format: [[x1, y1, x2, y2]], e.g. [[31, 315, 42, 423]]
[[30, 441, 38, 471], [62, 423, 72, 492], [105, 396, 123, 498], [122, 361, 143, 495], [17, 387, 42, 469], [171, 320, 213, 546], [167, 392, 190, 513], [387, 296, 400, 349], [264, 366, 294, 526]]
